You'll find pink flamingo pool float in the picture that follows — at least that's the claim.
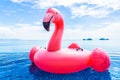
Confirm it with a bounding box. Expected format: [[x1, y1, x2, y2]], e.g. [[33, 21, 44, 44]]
[[29, 8, 110, 74]]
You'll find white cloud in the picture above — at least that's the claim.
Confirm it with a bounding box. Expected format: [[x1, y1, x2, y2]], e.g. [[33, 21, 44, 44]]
[[63, 22, 120, 40], [3, 0, 120, 40], [11, 0, 32, 3], [10, 0, 120, 18], [70, 5, 111, 18], [34, 20, 42, 25], [0, 27, 14, 34], [0, 26, 16, 39], [100, 22, 120, 39], [68, 0, 120, 18], [32, 0, 76, 8], [81, 0, 120, 10], [0, 22, 120, 40], [0, 23, 51, 40]]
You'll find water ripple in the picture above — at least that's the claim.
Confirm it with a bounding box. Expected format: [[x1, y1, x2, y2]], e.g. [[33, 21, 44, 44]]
[[0, 52, 120, 80]]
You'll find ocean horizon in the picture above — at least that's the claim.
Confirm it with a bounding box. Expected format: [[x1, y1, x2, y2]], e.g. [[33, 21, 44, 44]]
[[0, 39, 119, 53], [0, 39, 120, 80]]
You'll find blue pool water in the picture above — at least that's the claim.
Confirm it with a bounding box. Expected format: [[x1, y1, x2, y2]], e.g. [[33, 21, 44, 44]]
[[0, 39, 120, 80]]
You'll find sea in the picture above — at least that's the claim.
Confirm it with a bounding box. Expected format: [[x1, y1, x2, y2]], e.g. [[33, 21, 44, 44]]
[[0, 39, 120, 80]]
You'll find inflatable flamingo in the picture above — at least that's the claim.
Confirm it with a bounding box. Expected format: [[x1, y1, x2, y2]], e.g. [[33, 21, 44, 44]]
[[29, 8, 110, 74]]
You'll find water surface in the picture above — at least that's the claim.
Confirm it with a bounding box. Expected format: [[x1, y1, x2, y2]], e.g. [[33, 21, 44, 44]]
[[0, 39, 120, 80]]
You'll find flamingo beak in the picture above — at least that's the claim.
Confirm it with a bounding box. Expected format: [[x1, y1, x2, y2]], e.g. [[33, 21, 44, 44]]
[[43, 13, 54, 31], [43, 22, 50, 31]]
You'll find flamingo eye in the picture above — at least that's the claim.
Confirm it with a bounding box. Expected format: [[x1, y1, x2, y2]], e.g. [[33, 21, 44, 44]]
[[56, 12, 58, 14]]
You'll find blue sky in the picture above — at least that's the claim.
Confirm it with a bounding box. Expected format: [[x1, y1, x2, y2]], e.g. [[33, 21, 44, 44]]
[[0, 0, 120, 40]]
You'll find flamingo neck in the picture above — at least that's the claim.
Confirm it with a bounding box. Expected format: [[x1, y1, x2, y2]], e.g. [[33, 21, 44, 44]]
[[47, 17, 64, 51]]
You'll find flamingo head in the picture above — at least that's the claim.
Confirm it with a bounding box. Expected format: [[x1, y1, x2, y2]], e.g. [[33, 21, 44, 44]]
[[43, 8, 62, 31]]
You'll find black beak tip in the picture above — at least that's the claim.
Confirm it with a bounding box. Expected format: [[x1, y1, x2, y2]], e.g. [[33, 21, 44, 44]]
[[43, 22, 50, 31]]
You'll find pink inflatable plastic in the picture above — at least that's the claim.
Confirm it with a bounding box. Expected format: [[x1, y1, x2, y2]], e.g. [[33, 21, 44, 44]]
[[29, 8, 110, 74]]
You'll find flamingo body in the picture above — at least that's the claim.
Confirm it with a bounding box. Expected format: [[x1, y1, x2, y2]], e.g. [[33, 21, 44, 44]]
[[34, 49, 90, 73], [29, 8, 110, 74]]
